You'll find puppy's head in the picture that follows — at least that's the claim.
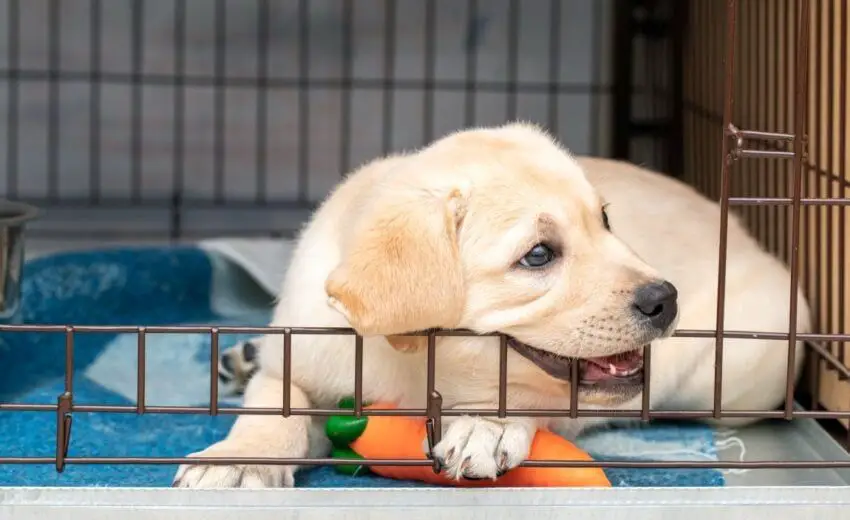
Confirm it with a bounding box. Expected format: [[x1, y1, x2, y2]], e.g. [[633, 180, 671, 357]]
[[326, 123, 678, 406]]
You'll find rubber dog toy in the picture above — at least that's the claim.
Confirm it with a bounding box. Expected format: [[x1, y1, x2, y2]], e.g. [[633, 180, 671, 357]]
[[325, 398, 611, 487]]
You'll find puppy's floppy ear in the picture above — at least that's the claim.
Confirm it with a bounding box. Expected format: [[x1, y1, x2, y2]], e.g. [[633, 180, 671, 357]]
[[325, 186, 467, 340]]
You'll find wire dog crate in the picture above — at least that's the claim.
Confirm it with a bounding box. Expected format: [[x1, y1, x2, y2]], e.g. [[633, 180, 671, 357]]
[[0, 0, 849, 518]]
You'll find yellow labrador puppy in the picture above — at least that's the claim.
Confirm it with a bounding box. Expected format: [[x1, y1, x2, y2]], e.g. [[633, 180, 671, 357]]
[[174, 123, 809, 488]]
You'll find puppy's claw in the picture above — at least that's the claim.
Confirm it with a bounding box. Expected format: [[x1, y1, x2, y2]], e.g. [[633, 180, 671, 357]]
[[497, 450, 509, 472], [444, 447, 457, 467]]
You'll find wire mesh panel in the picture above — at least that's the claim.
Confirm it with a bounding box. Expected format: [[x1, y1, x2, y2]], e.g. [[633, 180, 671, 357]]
[[681, 0, 849, 430], [0, 0, 616, 240]]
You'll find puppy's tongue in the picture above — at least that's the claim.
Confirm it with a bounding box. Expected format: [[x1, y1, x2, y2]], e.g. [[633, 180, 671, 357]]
[[581, 350, 643, 382]]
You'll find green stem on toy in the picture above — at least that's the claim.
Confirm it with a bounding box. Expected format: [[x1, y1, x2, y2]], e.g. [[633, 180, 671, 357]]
[[331, 446, 369, 476], [326, 397, 374, 477]]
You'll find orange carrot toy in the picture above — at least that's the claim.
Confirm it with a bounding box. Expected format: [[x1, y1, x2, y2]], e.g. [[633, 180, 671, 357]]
[[325, 398, 611, 487]]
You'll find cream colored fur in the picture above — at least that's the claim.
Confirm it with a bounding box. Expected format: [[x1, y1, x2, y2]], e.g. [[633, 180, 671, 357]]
[[174, 123, 810, 488]]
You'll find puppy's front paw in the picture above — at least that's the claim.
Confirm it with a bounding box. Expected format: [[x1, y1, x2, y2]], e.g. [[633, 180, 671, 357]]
[[427, 416, 533, 481], [172, 441, 295, 489]]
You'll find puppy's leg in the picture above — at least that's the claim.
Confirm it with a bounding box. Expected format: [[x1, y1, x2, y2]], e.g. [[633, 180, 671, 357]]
[[424, 410, 536, 481], [173, 371, 323, 488], [218, 338, 262, 395]]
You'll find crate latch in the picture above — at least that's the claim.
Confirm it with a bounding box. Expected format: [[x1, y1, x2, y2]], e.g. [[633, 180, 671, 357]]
[[425, 390, 443, 474], [55, 392, 73, 473]]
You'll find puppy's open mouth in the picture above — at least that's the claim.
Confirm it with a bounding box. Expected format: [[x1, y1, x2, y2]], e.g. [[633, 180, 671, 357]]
[[507, 337, 644, 387]]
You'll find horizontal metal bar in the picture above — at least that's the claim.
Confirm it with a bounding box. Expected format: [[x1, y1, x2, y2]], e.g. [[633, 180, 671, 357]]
[[14, 197, 318, 211], [17, 196, 848, 210], [733, 129, 795, 141], [729, 197, 850, 206], [26, 229, 296, 241], [4, 404, 839, 420], [736, 149, 794, 159], [0, 326, 846, 341], [0, 404, 58, 412], [0, 68, 609, 94], [673, 330, 850, 341]]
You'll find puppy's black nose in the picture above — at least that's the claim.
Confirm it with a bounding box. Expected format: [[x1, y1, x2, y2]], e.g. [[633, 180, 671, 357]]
[[633, 281, 678, 331]]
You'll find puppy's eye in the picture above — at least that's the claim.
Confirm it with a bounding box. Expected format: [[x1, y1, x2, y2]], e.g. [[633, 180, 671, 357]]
[[519, 244, 556, 268], [601, 206, 611, 231]]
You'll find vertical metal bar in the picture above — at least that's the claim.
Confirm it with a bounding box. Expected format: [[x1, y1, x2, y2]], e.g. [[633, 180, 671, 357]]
[[546, 0, 562, 135], [648, 4, 664, 170], [55, 393, 72, 473], [713, 0, 740, 420], [781, 0, 795, 262], [569, 355, 579, 419], [422, 0, 436, 143], [769, 0, 783, 256], [773, 0, 784, 256], [426, 331, 437, 412], [136, 327, 146, 414], [65, 326, 75, 395], [130, 0, 144, 204], [255, 0, 270, 205], [6, 0, 19, 198], [751, 0, 760, 224], [55, 326, 75, 473], [425, 330, 441, 473], [839, 0, 848, 368], [805, 0, 818, 405], [505, 0, 520, 121], [498, 335, 508, 418], [749, 0, 761, 230], [641, 344, 652, 421], [694, 1, 706, 194], [47, 0, 60, 203], [611, 2, 633, 160], [339, 0, 354, 176], [807, 339, 820, 411], [682, 1, 692, 186], [692, 1, 702, 193], [213, 0, 227, 205], [171, 0, 187, 240], [811, 0, 823, 318], [707, 0, 718, 199], [760, 0, 772, 240], [354, 334, 364, 417], [297, 0, 310, 202], [89, 0, 102, 204], [463, 0, 478, 127], [826, 0, 836, 369], [587, 0, 600, 152], [669, 1, 687, 177], [785, 0, 811, 419], [382, 0, 397, 155], [209, 328, 220, 415], [282, 329, 292, 417]]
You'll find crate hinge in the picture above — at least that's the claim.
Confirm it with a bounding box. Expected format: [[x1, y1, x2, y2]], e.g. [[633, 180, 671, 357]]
[[726, 124, 799, 160]]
